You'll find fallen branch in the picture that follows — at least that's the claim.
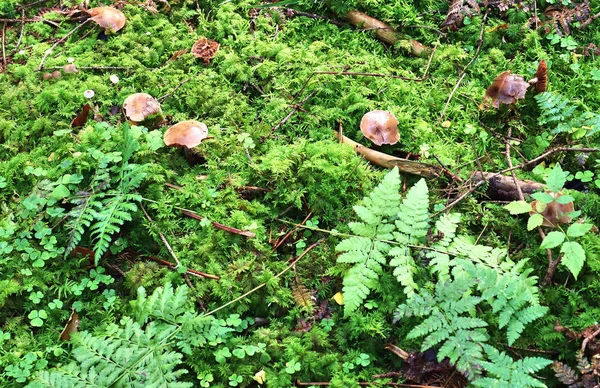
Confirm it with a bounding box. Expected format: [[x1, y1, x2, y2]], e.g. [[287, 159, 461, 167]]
[[181, 209, 255, 238], [334, 131, 442, 178], [144, 254, 220, 280], [346, 11, 429, 58], [262, 90, 317, 141]]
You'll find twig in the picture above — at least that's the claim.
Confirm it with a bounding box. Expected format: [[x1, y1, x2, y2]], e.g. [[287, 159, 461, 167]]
[[312, 70, 426, 81], [581, 327, 600, 353], [38, 19, 90, 71], [0, 18, 61, 28], [140, 204, 181, 266], [1, 23, 6, 70], [181, 209, 256, 238], [15, 10, 25, 50], [206, 239, 324, 316], [502, 344, 558, 355], [158, 77, 192, 102], [144, 254, 220, 280], [440, 12, 488, 120], [296, 381, 436, 387], [284, 8, 345, 26], [41, 65, 132, 71], [272, 212, 312, 252], [432, 153, 463, 183], [262, 90, 316, 140], [541, 225, 557, 287]]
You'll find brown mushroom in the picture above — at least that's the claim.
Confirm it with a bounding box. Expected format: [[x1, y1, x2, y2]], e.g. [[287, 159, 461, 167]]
[[529, 191, 574, 227], [43, 72, 52, 80], [532, 60, 548, 93], [87, 7, 126, 33], [52, 70, 61, 79], [191, 38, 220, 64], [64, 64, 79, 74], [164, 120, 209, 148], [360, 110, 400, 146], [123, 93, 164, 127], [485, 71, 529, 108]]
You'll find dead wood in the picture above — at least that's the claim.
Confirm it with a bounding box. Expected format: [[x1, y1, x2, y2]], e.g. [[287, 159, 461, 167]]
[[345, 11, 429, 58], [470, 171, 543, 200]]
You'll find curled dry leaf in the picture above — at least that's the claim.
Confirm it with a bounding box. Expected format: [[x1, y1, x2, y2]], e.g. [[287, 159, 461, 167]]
[[59, 309, 80, 341], [123, 93, 163, 123], [164, 120, 208, 148], [485, 71, 530, 108], [360, 110, 400, 146], [191, 38, 220, 64], [87, 7, 126, 33], [71, 104, 91, 128]]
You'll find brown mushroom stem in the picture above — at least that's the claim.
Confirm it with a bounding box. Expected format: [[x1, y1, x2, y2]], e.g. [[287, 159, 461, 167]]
[[346, 11, 429, 58], [334, 131, 442, 178]]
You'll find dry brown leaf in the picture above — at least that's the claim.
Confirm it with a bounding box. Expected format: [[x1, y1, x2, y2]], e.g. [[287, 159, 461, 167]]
[[191, 38, 220, 64], [71, 104, 91, 128], [59, 309, 80, 341]]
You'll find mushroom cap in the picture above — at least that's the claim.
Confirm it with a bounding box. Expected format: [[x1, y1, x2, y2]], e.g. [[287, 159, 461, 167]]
[[164, 120, 208, 148], [485, 71, 530, 108], [191, 37, 220, 64], [87, 7, 126, 33], [123, 93, 162, 122], [64, 64, 78, 74], [52, 70, 61, 79], [529, 191, 574, 227], [535, 60, 548, 93], [360, 110, 400, 146]]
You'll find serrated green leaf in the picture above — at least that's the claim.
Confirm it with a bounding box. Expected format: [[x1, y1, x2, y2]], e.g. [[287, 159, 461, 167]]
[[546, 164, 566, 192], [560, 241, 585, 279], [530, 192, 555, 204], [505, 201, 532, 215], [566, 223, 593, 238], [527, 214, 543, 231], [540, 231, 565, 249]]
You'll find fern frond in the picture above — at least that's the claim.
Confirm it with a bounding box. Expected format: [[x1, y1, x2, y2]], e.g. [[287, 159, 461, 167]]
[[474, 344, 551, 387], [389, 178, 429, 296], [428, 213, 461, 282], [291, 283, 315, 313]]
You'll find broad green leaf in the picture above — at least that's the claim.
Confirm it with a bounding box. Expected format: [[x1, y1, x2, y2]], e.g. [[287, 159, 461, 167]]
[[546, 164, 566, 192], [530, 192, 555, 204], [527, 214, 543, 231], [555, 195, 574, 205], [505, 201, 532, 215], [540, 231, 565, 249], [51, 184, 71, 199], [561, 242, 585, 279], [567, 223, 593, 238]]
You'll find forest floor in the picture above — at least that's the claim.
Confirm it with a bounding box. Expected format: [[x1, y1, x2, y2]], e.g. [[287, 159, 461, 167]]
[[1, 0, 600, 387]]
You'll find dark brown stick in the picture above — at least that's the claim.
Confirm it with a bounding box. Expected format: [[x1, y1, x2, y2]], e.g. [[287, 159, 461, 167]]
[[144, 254, 220, 280], [1, 23, 6, 70], [263, 90, 317, 140], [158, 77, 192, 102], [181, 209, 256, 237], [296, 380, 436, 387], [272, 212, 312, 252]]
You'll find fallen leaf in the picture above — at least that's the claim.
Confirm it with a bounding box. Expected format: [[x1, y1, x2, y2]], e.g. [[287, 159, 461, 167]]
[[253, 369, 266, 384], [332, 292, 344, 305], [59, 309, 80, 341], [191, 38, 220, 64], [71, 104, 91, 128]]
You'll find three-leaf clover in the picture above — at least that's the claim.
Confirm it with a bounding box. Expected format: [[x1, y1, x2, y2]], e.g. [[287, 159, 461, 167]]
[[28, 310, 47, 327], [285, 360, 302, 374]]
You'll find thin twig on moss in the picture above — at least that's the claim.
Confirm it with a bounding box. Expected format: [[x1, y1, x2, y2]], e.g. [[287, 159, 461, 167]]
[[206, 239, 324, 316], [440, 12, 488, 120], [38, 19, 89, 71]]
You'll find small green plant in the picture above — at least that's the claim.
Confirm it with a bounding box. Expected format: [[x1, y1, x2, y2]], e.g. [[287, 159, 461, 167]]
[[505, 164, 593, 279]]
